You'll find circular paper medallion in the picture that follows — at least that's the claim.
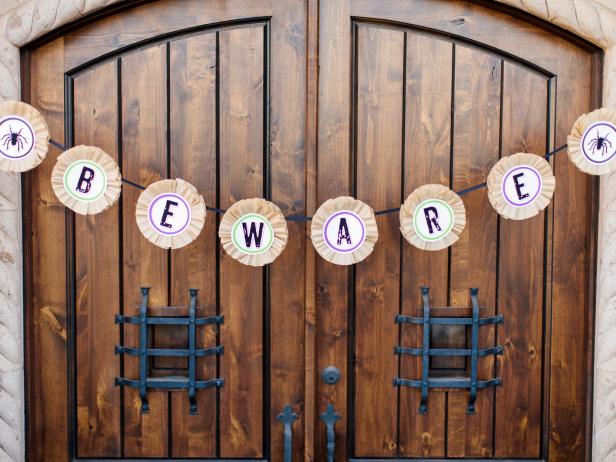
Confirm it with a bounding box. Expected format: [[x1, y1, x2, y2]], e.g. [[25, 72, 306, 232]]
[[487, 153, 555, 220], [219, 198, 288, 266], [51, 146, 121, 215], [400, 184, 466, 251], [567, 108, 616, 175], [0, 100, 49, 172], [311, 196, 378, 265], [136, 179, 206, 249]]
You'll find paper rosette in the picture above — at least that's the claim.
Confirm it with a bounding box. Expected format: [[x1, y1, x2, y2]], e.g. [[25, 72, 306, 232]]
[[567, 108, 616, 175], [310, 196, 378, 265], [400, 184, 466, 251], [219, 198, 288, 266], [0, 100, 49, 172], [136, 179, 206, 250], [51, 145, 121, 215], [487, 152, 555, 220]]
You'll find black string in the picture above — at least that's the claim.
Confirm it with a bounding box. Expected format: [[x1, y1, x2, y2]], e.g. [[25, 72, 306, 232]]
[[48, 138, 568, 220]]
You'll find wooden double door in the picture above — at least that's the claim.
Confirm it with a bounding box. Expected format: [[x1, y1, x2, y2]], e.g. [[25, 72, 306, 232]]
[[24, 0, 599, 461]]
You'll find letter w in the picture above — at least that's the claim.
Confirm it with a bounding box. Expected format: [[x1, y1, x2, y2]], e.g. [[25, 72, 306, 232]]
[[242, 222, 264, 248]]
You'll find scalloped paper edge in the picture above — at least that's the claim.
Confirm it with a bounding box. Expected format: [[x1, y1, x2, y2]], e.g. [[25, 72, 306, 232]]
[[310, 196, 378, 265], [136, 179, 206, 250], [219, 198, 288, 266], [51, 145, 122, 215], [487, 152, 555, 220], [567, 107, 616, 175], [0, 100, 49, 173], [400, 184, 466, 251]]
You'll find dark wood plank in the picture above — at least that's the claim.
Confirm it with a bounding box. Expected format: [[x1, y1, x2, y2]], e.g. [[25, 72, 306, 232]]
[[121, 44, 169, 457], [27, 37, 69, 462], [548, 44, 594, 462], [494, 62, 547, 457], [354, 24, 404, 457], [447, 44, 500, 458], [218, 25, 265, 458], [316, 1, 351, 460], [269, 1, 307, 460], [73, 60, 121, 457], [398, 31, 452, 458], [168, 32, 218, 457]]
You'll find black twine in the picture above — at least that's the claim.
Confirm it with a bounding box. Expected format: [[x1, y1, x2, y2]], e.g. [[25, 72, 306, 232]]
[[48, 138, 568, 220]]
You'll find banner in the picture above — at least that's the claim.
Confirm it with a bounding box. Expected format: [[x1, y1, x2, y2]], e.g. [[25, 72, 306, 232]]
[[0, 101, 49, 173]]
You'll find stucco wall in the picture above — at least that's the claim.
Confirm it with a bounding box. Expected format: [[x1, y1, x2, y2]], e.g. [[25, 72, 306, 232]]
[[0, 1, 614, 461]]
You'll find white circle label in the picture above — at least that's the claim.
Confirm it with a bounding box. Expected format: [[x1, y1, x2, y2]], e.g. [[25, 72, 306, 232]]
[[63, 160, 107, 203], [413, 199, 454, 242], [581, 121, 616, 164], [231, 213, 274, 255], [0, 116, 35, 160], [501, 165, 542, 207], [147, 193, 192, 236], [322, 210, 366, 254]]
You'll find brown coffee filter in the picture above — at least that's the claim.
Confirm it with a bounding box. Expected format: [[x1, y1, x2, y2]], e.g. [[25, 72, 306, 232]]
[[400, 184, 465, 251], [51, 145, 121, 215], [0, 100, 49, 172], [487, 153, 555, 220], [567, 108, 616, 175], [219, 198, 288, 266], [310, 196, 378, 265], [135, 179, 206, 249]]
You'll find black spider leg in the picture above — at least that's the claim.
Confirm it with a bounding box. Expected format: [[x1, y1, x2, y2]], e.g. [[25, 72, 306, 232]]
[[17, 137, 24, 150]]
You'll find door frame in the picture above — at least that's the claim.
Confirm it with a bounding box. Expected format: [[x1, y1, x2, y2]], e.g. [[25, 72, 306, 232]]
[[0, 0, 609, 461]]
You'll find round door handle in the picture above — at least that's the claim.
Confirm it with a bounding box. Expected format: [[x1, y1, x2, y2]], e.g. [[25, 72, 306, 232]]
[[322, 366, 341, 385]]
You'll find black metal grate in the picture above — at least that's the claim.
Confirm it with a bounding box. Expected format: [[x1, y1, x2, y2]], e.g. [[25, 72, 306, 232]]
[[115, 287, 224, 414], [393, 286, 503, 414]]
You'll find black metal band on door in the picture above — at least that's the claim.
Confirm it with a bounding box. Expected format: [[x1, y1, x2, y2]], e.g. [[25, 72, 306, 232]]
[[115, 287, 224, 414], [394, 286, 503, 414]]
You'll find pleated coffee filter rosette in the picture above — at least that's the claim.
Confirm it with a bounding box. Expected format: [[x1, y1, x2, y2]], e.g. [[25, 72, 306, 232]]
[[0, 100, 49, 173], [51, 145, 121, 215], [487, 152, 555, 220], [136, 178, 206, 250], [400, 184, 466, 251], [567, 108, 616, 175], [219, 198, 288, 266], [310, 196, 378, 265]]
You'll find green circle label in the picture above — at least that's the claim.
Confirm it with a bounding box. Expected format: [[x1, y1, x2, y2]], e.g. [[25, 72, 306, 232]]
[[231, 213, 274, 255], [63, 160, 107, 202], [413, 199, 455, 242]]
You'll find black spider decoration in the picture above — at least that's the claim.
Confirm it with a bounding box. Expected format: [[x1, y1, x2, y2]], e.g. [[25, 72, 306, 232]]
[[1, 125, 27, 151], [587, 129, 613, 157]]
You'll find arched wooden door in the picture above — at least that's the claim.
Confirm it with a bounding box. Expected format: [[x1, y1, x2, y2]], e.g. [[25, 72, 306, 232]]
[[314, 1, 599, 462], [23, 1, 598, 461]]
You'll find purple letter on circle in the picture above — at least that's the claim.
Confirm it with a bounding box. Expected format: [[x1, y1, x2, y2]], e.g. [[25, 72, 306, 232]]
[[323, 210, 366, 254], [148, 193, 191, 236]]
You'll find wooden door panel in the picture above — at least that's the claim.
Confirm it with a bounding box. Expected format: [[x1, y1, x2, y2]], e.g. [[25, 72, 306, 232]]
[[318, 1, 598, 461], [169, 31, 218, 456], [74, 59, 121, 457]]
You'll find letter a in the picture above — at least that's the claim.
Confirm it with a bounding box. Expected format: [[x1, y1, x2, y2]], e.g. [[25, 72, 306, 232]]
[[337, 218, 352, 245], [242, 222, 264, 248], [423, 206, 442, 235], [76, 166, 95, 194]]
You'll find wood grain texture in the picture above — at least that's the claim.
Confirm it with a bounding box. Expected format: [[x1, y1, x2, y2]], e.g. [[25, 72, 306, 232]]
[[447, 44, 500, 458], [269, 0, 307, 460], [169, 32, 218, 457], [121, 44, 169, 457], [26, 37, 68, 462], [398, 31, 452, 458], [73, 59, 121, 457], [316, 1, 351, 460], [495, 62, 547, 457], [353, 24, 404, 457], [218, 25, 265, 458]]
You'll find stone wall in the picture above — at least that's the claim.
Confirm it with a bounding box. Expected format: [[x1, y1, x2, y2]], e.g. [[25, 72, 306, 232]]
[[0, 1, 614, 461]]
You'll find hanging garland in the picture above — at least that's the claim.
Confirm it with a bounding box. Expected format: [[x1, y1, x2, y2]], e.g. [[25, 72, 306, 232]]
[[3, 100, 611, 266]]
